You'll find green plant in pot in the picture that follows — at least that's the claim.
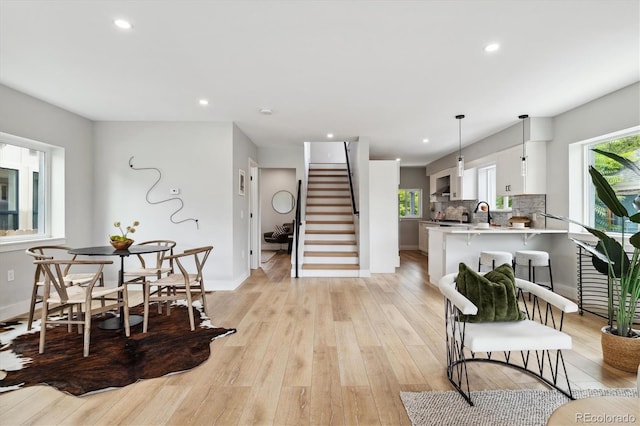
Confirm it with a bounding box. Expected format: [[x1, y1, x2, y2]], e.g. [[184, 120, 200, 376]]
[[545, 149, 640, 372]]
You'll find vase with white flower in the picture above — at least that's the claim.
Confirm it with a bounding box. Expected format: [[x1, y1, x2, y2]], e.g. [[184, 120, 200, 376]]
[[109, 220, 139, 250]]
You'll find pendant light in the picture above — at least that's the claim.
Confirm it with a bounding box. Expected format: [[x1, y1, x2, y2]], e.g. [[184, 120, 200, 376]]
[[456, 114, 465, 177], [519, 114, 528, 176]]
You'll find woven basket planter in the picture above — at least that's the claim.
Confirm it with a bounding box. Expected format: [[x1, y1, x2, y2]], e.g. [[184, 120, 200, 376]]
[[110, 239, 134, 250], [601, 326, 640, 373]]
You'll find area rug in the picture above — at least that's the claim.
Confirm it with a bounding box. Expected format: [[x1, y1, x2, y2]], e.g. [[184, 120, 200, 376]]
[[0, 303, 236, 396], [400, 388, 638, 426]]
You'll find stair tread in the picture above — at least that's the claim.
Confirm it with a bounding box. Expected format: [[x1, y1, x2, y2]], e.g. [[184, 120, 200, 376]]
[[302, 264, 360, 270], [306, 220, 353, 224], [305, 251, 357, 257], [305, 240, 356, 245], [308, 180, 349, 183], [306, 212, 352, 215], [305, 230, 355, 234]]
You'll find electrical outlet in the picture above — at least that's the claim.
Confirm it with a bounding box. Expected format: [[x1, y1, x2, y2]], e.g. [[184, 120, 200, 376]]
[[7, 270, 14, 282]]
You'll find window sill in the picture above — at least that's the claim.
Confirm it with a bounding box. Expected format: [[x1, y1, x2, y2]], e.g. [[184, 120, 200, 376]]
[[568, 231, 634, 251], [0, 236, 66, 253]]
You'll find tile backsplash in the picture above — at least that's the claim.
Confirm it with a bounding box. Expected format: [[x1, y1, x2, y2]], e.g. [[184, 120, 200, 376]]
[[431, 194, 547, 228]]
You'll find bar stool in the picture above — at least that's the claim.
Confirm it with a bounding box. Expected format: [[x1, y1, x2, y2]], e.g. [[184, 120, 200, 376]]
[[478, 251, 513, 272], [515, 250, 554, 291]]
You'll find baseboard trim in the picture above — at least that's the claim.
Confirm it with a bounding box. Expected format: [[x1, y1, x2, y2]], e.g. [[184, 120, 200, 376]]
[[0, 299, 29, 322]]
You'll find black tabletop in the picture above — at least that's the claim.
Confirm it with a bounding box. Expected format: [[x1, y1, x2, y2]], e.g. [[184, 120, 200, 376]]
[[68, 245, 169, 256]]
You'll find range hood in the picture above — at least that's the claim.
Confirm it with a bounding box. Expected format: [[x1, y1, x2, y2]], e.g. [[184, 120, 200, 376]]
[[431, 186, 450, 197]]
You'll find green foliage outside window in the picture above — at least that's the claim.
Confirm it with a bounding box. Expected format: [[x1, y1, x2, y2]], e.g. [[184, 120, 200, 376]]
[[399, 189, 421, 218], [591, 135, 640, 233]]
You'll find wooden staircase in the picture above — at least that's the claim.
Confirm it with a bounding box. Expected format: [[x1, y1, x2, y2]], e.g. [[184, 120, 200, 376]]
[[300, 163, 359, 277]]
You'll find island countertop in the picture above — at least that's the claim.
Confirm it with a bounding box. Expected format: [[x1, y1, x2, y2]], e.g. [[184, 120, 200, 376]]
[[427, 226, 568, 284], [429, 227, 567, 235]]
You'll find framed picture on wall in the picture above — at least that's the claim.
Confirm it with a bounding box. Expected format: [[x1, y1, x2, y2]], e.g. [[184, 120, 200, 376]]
[[239, 169, 246, 196]]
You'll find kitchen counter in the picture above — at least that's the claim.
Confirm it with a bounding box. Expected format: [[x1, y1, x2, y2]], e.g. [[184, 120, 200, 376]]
[[427, 226, 567, 284], [431, 227, 566, 234], [421, 220, 475, 228]]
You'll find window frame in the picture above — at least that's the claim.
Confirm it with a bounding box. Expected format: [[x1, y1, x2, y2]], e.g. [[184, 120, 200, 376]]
[[476, 163, 512, 212], [0, 131, 65, 251], [398, 188, 423, 220], [568, 125, 640, 242]]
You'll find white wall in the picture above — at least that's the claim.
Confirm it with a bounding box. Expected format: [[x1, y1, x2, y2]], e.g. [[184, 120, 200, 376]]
[[356, 138, 370, 275], [426, 117, 553, 176], [232, 124, 259, 283], [309, 142, 346, 163], [0, 84, 94, 320], [369, 160, 399, 273], [258, 145, 306, 222], [260, 168, 297, 250], [547, 82, 640, 295], [93, 121, 238, 290]]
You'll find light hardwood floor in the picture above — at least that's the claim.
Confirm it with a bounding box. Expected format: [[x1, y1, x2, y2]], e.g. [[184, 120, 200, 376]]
[[1, 251, 636, 425]]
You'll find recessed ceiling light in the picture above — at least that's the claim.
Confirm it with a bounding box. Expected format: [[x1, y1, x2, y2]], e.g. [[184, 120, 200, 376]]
[[199, 99, 209, 106], [259, 108, 273, 115], [396, 158, 401, 162], [327, 133, 334, 138], [484, 43, 500, 53], [114, 19, 133, 30], [422, 138, 429, 143]]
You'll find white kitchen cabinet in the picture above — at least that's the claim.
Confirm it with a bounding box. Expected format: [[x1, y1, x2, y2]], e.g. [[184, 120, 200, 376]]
[[418, 222, 428, 253], [429, 167, 476, 201], [496, 141, 546, 196], [419, 222, 443, 254], [418, 222, 435, 254], [429, 168, 451, 201], [450, 167, 477, 200]]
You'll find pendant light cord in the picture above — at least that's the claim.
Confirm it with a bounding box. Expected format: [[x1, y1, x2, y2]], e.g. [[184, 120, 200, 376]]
[[456, 114, 465, 159], [519, 114, 528, 157]]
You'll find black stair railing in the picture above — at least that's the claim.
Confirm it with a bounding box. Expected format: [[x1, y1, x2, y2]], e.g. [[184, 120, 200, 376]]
[[344, 142, 359, 215], [294, 179, 302, 278]]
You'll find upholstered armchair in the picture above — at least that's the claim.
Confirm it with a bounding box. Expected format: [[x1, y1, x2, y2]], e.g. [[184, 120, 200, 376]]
[[438, 265, 578, 406], [263, 222, 293, 251]]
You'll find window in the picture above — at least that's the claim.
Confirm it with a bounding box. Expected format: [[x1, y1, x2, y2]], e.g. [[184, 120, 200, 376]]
[[586, 133, 640, 234], [477, 165, 512, 211], [0, 132, 63, 244], [398, 189, 422, 219]]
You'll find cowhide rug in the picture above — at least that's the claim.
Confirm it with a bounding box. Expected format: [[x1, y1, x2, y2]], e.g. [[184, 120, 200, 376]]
[[0, 303, 236, 396]]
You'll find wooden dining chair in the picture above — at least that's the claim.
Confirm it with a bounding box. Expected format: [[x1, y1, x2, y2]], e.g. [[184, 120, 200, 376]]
[[141, 246, 212, 332], [35, 258, 130, 357], [25, 245, 105, 330], [123, 240, 176, 281]]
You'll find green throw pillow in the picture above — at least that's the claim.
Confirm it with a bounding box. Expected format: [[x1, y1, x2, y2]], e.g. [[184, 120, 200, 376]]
[[456, 263, 525, 323]]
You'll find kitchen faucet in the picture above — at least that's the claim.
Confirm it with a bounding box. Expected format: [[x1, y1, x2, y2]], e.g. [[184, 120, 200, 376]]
[[474, 201, 492, 225]]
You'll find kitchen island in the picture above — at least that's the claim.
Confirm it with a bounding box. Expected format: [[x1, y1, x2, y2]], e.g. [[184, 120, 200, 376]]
[[427, 227, 567, 284]]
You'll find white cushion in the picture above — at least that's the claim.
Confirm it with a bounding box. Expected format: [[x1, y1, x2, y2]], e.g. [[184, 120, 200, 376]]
[[480, 251, 513, 266], [450, 319, 572, 353], [515, 250, 550, 267]]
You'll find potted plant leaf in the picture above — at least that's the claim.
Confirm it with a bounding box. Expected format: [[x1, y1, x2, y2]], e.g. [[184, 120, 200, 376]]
[[545, 149, 640, 372]]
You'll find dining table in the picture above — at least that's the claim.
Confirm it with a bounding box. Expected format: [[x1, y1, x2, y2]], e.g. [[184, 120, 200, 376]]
[[68, 244, 170, 330]]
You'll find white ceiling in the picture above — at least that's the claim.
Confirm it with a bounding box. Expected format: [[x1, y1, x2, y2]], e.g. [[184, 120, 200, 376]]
[[1, 1, 638, 166]]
